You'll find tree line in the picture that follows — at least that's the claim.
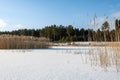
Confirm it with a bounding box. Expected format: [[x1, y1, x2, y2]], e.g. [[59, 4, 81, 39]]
[[0, 19, 120, 42]]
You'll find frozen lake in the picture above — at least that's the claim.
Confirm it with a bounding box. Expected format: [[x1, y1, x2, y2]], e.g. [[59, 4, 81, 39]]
[[0, 46, 120, 80]]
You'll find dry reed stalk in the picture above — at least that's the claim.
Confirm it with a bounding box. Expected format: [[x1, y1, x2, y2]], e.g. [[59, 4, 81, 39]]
[[88, 42, 120, 72], [0, 35, 49, 49]]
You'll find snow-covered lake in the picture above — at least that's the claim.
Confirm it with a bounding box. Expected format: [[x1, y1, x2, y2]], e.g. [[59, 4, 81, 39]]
[[0, 46, 120, 80]]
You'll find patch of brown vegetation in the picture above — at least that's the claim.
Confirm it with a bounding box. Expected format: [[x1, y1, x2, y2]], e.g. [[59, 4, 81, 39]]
[[0, 34, 49, 49]]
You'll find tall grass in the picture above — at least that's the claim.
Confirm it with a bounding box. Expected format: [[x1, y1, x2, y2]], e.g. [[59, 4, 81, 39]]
[[88, 43, 120, 72], [69, 42, 120, 72], [0, 35, 49, 49]]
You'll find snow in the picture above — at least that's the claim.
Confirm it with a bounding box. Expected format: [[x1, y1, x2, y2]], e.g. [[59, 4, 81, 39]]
[[0, 47, 120, 80]]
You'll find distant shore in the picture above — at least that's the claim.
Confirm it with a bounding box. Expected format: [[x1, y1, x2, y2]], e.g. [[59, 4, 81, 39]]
[[50, 42, 120, 47]]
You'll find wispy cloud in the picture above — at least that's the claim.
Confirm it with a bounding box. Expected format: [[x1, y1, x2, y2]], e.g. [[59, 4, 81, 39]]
[[15, 24, 25, 29], [111, 12, 120, 19], [0, 18, 26, 31], [89, 15, 115, 30], [0, 19, 8, 27], [88, 17, 107, 29]]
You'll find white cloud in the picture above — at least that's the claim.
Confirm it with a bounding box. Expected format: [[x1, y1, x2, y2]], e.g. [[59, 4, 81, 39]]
[[89, 16, 115, 30], [111, 12, 120, 19], [88, 17, 107, 29], [0, 19, 8, 27], [0, 18, 26, 31], [89, 11, 120, 30], [15, 24, 25, 29]]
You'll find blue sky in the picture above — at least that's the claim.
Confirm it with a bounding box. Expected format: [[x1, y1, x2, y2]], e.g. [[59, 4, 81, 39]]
[[0, 0, 120, 31]]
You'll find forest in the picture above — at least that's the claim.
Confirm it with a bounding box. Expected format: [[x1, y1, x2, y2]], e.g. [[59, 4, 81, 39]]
[[0, 19, 120, 42]]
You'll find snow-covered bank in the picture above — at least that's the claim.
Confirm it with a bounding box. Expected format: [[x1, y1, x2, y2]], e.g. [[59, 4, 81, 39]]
[[51, 42, 120, 46], [0, 49, 119, 80]]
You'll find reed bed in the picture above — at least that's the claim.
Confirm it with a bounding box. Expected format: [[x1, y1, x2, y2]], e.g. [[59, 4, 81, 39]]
[[87, 44, 120, 72], [0, 35, 49, 49]]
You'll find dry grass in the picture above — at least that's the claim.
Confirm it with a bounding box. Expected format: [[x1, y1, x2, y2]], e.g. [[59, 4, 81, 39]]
[[88, 43, 120, 72], [0, 34, 49, 49], [89, 42, 120, 47]]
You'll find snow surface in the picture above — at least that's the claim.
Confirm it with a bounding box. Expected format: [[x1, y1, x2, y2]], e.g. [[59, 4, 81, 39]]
[[0, 47, 120, 80]]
